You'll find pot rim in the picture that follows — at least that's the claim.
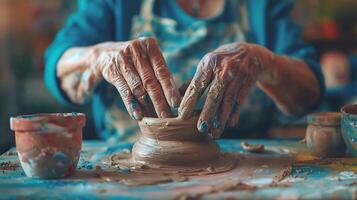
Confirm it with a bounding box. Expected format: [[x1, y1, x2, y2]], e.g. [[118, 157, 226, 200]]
[[307, 112, 341, 126], [341, 104, 357, 116], [10, 113, 86, 132], [140, 115, 198, 126], [138, 115, 202, 141]]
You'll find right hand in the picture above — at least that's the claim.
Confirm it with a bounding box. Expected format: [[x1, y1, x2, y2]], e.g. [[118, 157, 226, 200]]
[[57, 37, 181, 120]]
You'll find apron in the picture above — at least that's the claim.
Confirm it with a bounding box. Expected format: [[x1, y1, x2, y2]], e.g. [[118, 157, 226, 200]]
[[104, 0, 274, 143]]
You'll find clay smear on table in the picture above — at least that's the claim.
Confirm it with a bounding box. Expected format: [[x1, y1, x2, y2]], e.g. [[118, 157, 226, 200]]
[[241, 141, 265, 153], [101, 116, 238, 186]]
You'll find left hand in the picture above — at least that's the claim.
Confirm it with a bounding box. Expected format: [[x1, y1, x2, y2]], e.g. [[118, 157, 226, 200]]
[[178, 42, 275, 138]]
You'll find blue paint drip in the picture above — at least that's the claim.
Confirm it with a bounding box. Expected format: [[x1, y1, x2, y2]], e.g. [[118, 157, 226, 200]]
[[53, 152, 68, 165], [84, 162, 93, 170]]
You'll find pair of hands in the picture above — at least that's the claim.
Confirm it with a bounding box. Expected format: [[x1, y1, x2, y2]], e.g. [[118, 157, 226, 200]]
[[59, 37, 274, 138]]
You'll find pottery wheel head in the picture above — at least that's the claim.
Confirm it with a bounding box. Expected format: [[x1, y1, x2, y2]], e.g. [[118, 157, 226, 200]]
[[134, 116, 221, 166]]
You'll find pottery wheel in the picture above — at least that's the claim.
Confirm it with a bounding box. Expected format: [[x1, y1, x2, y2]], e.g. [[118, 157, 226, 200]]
[[103, 116, 237, 176]]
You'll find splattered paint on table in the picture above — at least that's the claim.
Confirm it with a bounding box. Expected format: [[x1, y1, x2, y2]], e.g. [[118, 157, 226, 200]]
[[1, 139, 357, 199]]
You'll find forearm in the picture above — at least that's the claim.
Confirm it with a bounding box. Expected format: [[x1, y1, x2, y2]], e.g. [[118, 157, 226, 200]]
[[257, 54, 321, 116]]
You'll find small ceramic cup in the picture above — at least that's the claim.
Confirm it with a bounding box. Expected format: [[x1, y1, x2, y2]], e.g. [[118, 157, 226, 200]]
[[341, 104, 357, 157], [10, 113, 85, 179], [306, 112, 346, 157]]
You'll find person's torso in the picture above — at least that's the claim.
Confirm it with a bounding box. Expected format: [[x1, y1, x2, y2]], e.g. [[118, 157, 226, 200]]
[[98, 0, 274, 142]]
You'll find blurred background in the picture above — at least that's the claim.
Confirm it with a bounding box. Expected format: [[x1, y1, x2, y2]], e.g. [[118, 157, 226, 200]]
[[0, 0, 356, 153]]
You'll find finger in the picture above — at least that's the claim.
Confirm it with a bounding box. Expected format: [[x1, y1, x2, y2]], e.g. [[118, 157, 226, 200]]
[[228, 101, 240, 128], [117, 49, 156, 117], [100, 54, 144, 120], [198, 77, 226, 134], [178, 53, 215, 119], [129, 40, 172, 118], [143, 38, 181, 108], [228, 55, 260, 127], [76, 68, 102, 104], [228, 72, 256, 127], [60, 72, 81, 103], [211, 77, 241, 138], [200, 52, 244, 136]]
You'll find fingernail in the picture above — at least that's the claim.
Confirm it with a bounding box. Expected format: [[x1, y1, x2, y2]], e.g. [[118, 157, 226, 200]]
[[160, 111, 171, 118], [198, 121, 208, 133], [171, 96, 181, 108]]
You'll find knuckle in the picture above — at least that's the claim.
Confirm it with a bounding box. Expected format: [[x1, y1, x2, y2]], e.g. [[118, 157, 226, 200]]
[[104, 65, 121, 81], [147, 82, 161, 94], [144, 37, 157, 45], [154, 63, 170, 78], [205, 52, 217, 62], [200, 52, 217, 69], [116, 86, 131, 100], [118, 86, 131, 98], [143, 76, 160, 90]]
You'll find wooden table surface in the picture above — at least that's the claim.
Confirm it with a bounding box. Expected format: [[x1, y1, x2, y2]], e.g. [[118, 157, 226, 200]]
[[1, 139, 357, 200]]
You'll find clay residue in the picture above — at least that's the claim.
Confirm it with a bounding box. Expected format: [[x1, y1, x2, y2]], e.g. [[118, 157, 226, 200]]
[[175, 180, 257, 200], [93, 165, 187, 187], [102, 150, 237, 176], [273, 167, 292, 182], [293, 158, 332, 166], [4, 151, 17, 156], [0, 161, 19, 170], [175, 180, 291, 200], [241, 141, 264, 153], [99, 116, 238, 186]]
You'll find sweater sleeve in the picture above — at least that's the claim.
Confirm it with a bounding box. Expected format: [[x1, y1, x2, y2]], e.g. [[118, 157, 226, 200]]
[[44, 0, 114, 106], [264, 0, 325, 100]]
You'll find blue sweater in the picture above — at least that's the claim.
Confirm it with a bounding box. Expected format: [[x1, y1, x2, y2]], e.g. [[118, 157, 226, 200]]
[[44, 0, 324, 138]]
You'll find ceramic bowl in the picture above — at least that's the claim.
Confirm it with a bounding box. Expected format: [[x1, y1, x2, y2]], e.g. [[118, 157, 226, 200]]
[[10, 113, 85, 179], [341, 105, 357, 157]]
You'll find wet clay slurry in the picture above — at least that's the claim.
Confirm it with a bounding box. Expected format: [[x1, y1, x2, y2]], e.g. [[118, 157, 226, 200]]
[[100, 116, 238, 186]]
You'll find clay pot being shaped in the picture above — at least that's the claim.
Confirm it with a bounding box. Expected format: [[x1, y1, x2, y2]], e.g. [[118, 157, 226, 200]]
[[133, 116, 221, 166], [10, 113, 85, 179]]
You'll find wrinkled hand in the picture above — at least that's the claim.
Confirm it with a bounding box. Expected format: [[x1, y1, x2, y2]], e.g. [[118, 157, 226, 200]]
[[178, 42, 274, 138], [58, 38, 181, 120]]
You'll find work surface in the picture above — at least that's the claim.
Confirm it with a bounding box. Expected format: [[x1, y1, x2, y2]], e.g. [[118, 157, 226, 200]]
[[1, 139, 357, 199]]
